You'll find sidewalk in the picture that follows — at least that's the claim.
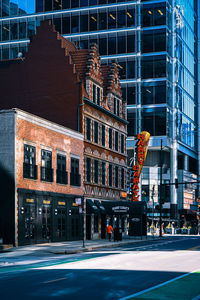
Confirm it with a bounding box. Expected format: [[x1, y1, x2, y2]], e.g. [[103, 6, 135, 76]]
[[0, 235, 160, 256]]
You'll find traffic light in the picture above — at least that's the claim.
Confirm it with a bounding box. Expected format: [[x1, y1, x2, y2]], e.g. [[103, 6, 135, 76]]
[[175, 178, 178, 189]]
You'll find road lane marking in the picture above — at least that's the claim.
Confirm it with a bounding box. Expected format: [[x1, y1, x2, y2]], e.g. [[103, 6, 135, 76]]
[[119, 269, 200, 300], [43, 277, 67, 284]]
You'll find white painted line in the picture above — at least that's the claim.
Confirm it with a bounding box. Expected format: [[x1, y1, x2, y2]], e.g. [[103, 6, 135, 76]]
[[119, 269, 200, 300]]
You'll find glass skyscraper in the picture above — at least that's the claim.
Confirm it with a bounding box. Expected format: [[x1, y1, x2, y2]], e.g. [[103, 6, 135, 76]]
[[0, 0, 199, 223]]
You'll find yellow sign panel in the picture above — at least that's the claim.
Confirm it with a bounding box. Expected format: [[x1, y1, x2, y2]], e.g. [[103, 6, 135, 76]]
[[72, 203, 78, 206], [43, 200, 51, 205], [58, 201, 66, 206], [26, 199, 34, 203]]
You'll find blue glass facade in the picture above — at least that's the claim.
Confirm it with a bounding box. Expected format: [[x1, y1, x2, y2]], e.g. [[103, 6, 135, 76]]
[[0, 0, 199, 217]]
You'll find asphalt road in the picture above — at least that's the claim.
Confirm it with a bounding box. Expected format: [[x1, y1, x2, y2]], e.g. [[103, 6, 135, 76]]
[[0, 236, 200, 300]]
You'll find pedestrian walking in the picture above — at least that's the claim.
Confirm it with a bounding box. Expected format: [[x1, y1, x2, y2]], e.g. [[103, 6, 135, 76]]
[[107, 224, 113, 241]]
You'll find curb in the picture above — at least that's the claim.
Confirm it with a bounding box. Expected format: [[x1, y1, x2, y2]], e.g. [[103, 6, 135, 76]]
[[48, 238, 161, 255]]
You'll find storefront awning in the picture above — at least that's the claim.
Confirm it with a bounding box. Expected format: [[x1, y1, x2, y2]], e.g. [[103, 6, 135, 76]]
[[94, 200, 106, 214], [86, 199, 100, 214]]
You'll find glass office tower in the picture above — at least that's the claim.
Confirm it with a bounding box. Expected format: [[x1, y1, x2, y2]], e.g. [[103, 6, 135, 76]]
[[0, 0, 200, 222]]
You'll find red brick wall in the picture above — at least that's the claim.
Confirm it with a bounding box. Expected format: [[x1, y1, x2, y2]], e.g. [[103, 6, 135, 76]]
[[16, 117, 83, 196], [0, 22, 80, 131]]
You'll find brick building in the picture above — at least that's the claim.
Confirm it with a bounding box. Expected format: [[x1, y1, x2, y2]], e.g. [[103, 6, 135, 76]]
[[0, 22, 138, 242], [0, 109, 84, 246]]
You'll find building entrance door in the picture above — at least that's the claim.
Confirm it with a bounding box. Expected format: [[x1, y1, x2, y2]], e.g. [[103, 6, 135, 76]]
[[53, 207, 66, 241], [42, 206, 51, 241], [19, 203, 36, 245]]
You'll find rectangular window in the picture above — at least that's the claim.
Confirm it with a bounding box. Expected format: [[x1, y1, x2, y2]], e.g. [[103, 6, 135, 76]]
[[93, 84, 96, 103], [109, 164, 112, 187], [101, 162, 106, 185], [70, 157, 81, 186], [121, 134, 125, 153], [94, 160, 99, 184], [86, 118, 91, 140], [109, 128, 113, 149], [121, 168, 124, 189], [23, 144, 37, 179], [41, 149, 53, 182], [117, 100, 120, 116], [115, 166, 119, 188], [94, 121, 99, 144], [113, 97, 116, 114], [97, 87, 100, 105], [86, 157, 91, 182], [101, 124, 106, 147], [57, 154, 68, 185], [115, 131, 119, 151]]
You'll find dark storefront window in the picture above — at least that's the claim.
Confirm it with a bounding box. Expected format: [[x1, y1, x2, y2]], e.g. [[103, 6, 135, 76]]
[[56, 154, 68, 185], [70, 157, 81, 186], [109, 164, 113, 187], [94, 160, 99, 184], [115, 166, 119, 188], [109, 128, 113, 149], [94, 215, 98, 233], [23, 144, 37, 179], [101, 124, 106, 146], [115, 131, 119, 151], [41, 149, 53, 182], [86, 117, 91, 141], [94, 121, 99, 144], [86, 157, 91, 183], [101, 162, 106, 185]]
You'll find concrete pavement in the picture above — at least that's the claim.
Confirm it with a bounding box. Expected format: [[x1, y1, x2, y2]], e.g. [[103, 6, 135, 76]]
[[0, 235, 160, 256]]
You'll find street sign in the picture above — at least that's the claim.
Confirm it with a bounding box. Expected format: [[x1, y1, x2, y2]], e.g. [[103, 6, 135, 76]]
[[131, 218, 140, 222]]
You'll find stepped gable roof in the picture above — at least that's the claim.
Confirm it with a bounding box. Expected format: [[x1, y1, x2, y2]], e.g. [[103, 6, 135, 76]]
[[70, 43, 103, 85], [101, 61, 122, 98], [101, 64, 110, 95], [70, 49, 90, 82]]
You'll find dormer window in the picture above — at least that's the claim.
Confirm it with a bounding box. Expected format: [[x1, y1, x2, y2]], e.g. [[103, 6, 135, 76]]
[[94, 62, 97, 70], [115, 77, 117, 85]]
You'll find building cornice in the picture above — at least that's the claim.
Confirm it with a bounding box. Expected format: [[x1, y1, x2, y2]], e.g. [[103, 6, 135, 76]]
[[2, 108, 84, 141], [83, 97, 128, 125]]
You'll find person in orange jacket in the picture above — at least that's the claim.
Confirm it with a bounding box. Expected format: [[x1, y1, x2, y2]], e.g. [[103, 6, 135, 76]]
[[107, 224, 113, 241]]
